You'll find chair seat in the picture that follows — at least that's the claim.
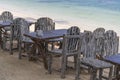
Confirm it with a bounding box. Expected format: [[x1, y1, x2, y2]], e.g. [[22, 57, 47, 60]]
[[81, 58, 112, 69]]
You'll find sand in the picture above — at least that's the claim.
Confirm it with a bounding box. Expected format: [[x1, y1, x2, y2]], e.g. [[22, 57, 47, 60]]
[[0, 49, 92, 80]]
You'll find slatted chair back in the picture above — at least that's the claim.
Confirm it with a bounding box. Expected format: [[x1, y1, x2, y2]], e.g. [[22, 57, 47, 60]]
[[11, 18, 29, 41], [35, 17, 55, 31], [104, 30, 119, 56], [62, 26, 81, 55], [1, 11, 13, 22], [10, 18, 30, 56], [92, 28, 105, 57], [81, 31, 93, 58]]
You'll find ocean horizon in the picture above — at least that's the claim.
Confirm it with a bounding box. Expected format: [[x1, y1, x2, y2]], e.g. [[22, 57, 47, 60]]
[[0, 0, 120, 34]]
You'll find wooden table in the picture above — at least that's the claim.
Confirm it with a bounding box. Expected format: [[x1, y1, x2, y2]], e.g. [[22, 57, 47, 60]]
[[24, 29, 67, 69], [104, 54, 120, 80]]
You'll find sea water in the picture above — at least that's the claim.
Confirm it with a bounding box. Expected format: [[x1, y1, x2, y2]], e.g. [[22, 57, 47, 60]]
[[0, 0, 120, 33], [0, 0, 120, 52]]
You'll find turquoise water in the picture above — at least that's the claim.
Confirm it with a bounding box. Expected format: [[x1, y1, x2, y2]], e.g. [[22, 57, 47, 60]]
[[0, 0, 120, 33]]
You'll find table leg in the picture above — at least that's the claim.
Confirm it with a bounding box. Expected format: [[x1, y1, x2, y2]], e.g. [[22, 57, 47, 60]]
[[37, 42, 48, 70], [31, 38, 48, 70]]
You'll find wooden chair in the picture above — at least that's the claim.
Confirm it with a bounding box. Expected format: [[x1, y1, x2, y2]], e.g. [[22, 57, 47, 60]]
[[35, 17, 55, 48], [81, 30, 93, 58], [103, 30, 119, 78], [0, 11, 13, 49], [0, 11, 13, 32], [47, 26, 81, 78], [79, 31, 94, 72], [10, 18, 32, 59], [104, 30, 119, 57], [35, 17, 55, 31], [0, 11, 13, 23], [76, 28, 113, 80], [92, 28, 105, 57]]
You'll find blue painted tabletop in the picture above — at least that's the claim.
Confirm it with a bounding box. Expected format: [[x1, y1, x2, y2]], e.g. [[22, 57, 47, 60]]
[[104, 54, 120, 65], [24, 29, 67, 40], [0, 21, 12, 27]]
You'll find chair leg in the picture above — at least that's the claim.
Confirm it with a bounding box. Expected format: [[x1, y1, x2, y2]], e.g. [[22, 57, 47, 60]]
[[48, 54, 52, 74], [19, 41, 22, 59], [28, 44, 37, 61], [26, 43, 31, 55], [17, 40, 19, 49], [108, 67, 113, 80], [113, 65, 117, 78], [10, 38, 13, 55], [23, 43, 26, 52], [2, 36, 6, 50], [74, 55, 77, 69], [26, 43, 29, 53], [75, 58, 80, 80], [61, 56, 67, 78], [115, 66, 119, 80]]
